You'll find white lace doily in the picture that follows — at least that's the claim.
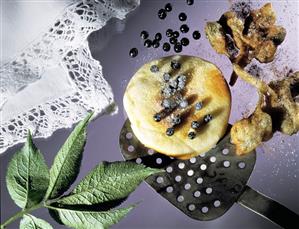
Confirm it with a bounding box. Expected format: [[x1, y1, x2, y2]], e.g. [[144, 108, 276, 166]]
[[0, 0, 140, 153]]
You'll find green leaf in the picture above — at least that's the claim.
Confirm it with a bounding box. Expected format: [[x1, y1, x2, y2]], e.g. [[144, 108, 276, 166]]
[[45, 113, 93, 200], [47, 204, 134, 229], [6, 133, 49, 209], [20, 214, 53, 229], [57, 161, 162, 206]]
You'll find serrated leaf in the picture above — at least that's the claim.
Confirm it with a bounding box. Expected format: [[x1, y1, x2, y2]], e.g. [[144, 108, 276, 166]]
[[57, 161, 162, 206], [47, 204, 134, 229], [6, 133, 49, 209], [20, 214, 53, 229], [45, 113, 93, 200]]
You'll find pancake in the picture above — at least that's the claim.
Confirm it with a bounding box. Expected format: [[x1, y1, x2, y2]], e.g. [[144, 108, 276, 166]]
[[123, 55, 231, 158]]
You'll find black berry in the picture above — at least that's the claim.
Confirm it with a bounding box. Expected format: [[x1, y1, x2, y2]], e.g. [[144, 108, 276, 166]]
[[172, 31, 179, 38], [163, 42, 171, 52], [188, 131, 196, 139], [180, 24, 189, 33], [169, 37, 177, 44], [158, 9, 167, 19], [155, 32, 162, 41], [204, 114, 213, 123], [178, 13, 187, 21], [193, 30, 201, 40], [166, 127, 175, 136], [154, 113, 161, 122], [144, 39, 152, 48], [152, 40, 160, 48], [166, 29, 173, 37], [171, 61, 181, 70], [186, 0, 194, 5], [181, 37, 189, 46], [174, 43, 182, 53], [129, 48, 138, 58], [140, 30, 149, 39], [165, 3, 172, 12], [191, 121, 200, 129]]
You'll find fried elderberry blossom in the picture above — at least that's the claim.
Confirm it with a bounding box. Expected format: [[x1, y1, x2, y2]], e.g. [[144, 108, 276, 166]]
[[231, 65, 299, 155], [205, 3, 286, 85]]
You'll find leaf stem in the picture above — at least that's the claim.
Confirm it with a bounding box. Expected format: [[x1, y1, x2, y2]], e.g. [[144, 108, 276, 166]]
[[0, 203, 43, 228]]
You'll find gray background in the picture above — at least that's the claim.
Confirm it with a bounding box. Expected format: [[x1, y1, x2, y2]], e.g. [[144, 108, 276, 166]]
[[1, 0, 298, 228]]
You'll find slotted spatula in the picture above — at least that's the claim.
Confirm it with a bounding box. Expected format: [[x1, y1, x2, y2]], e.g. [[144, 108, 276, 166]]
[[119, 119, 299, 228]]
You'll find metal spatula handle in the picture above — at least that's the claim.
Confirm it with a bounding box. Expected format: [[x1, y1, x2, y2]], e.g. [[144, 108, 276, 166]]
[[238, 186, 299, 229]]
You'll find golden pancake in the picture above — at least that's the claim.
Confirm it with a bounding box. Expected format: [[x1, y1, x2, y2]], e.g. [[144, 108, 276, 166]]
[[124, 55, 231, 158]]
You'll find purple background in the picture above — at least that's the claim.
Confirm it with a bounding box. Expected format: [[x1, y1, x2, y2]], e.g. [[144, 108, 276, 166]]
[[1, 1, 298, 228]]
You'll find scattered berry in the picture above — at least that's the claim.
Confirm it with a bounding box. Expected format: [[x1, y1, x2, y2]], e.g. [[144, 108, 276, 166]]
[[154, 113, 161, 122], [129, 48, 138, 58], [180, 24, 189, 33], [181, 37, 189, 46], [191, 121, 200, 129], [163, 42, 171, 51], [170, 37, 178, 44], [152, 40, 160, 48], [195, 102, 203, 110], [193, 30, 201, 40], [140, 30, 149, 39], [165, 3, 172, 12], [158, 9, 167, 19], [166, 127, 175, 136], [204, 114, 213, 123], [163, 73, 171, 81], [179, 12, 187, 21], [166, 29, 173, 37], [150, 65, 159, 73], [171, 60, 181, 70], [186, 0, 194, 5], [179, 99, 188, 108], [171, 115, 181, 125], [188, 131, 196, 139], [155, 32, 162, 41], [174, 43, 183, 53], [144, 39, 152, 48], [172, 31, 180, 38]]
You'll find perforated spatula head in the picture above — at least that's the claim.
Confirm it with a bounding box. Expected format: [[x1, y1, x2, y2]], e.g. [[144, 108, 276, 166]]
[[119, 119, 256, 221]]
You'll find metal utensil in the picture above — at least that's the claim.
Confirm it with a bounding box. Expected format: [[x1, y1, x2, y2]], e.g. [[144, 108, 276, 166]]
[[119, 119, 299, 228]]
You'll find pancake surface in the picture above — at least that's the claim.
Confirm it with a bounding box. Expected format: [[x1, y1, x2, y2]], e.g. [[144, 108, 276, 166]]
[[124, 55, 231, 158]]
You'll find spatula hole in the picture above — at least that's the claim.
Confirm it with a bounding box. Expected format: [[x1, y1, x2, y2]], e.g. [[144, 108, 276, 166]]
[[201, 206, 209, 213], [222, 148, 229, 155], [214, 200, 221, 208], [199, 152, 206, 158], [194, 191, 201, 197], [166, 186, 173, 193], [200, 164, 207, 171], [223, 160, 230, 168], [166, 166, 173, 173], [206, 187, 213, 194], [209, 156, 216, 163], [184, 183, 191, 190], [156, 158, 162, 164], [178, 162, 185, 169], [177, 195, 184, 202], [175, 175, 182, 182], [148, 149, 155, 155], [126, 132, 133, 139], [136, 158, 142, 164], [189, 157, 196, 164], [238, 161, 246, 169], [128, 145, 135, 152], [156, 176, 164, 184], [188, 204, 196, 211], [196, 177, 203, 184], [187, 170, 194, 176]]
